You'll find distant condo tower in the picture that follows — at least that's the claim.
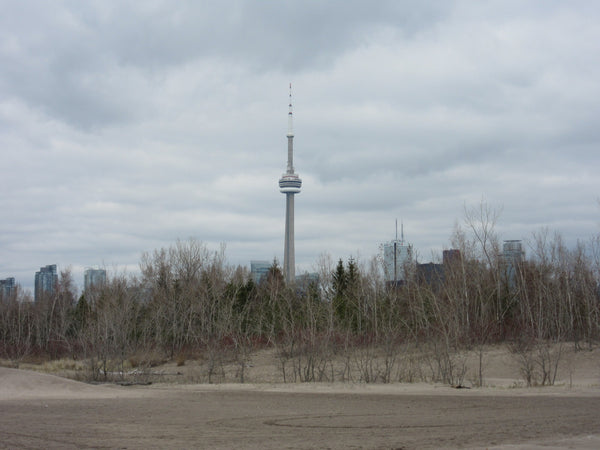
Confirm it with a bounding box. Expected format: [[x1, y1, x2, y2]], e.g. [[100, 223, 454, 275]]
[[279, 84, 302, 283], [383, 221, 412, 285]]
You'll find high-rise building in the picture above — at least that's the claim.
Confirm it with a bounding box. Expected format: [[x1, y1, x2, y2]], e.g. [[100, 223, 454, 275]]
[[84, 268, 107, 291], [250, 260, 271, 284], [502, 240, 524, 288], [502, 240, 524, 262], [278, 84, 302, 283], [416, 262, 444, 288], [443, 249, 461, 266], [34, 264, 58, 302], [382, 221, 412, 284], [0, 277, 17, 300]]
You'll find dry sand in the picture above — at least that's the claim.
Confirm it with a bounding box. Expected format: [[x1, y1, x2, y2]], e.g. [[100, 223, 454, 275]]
[[2, 347, 600, 449]]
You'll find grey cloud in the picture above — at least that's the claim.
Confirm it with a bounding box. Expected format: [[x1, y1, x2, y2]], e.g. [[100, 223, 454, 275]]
[[1, 1, 599, 292], [0, 1, 451, 129]]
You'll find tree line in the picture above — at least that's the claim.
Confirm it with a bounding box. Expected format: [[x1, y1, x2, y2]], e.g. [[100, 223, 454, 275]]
[[1, 204, 599, 384]]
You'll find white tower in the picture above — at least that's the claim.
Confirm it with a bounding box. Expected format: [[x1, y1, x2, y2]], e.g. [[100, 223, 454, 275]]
[[279, 84, 302, 283]]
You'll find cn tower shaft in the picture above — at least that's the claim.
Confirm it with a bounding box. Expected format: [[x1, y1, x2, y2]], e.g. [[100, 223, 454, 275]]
[[283, 188, 295, 282], [278, 85, 302, 283]]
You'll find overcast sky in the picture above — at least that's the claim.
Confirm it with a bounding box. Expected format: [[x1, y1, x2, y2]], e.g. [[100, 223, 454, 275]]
[[2, 1, 599, 293]]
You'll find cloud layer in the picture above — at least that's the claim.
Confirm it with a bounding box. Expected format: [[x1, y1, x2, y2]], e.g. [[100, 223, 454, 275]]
[[1, 1, 599, 292]]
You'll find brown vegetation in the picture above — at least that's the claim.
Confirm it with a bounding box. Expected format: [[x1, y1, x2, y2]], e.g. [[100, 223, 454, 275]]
[[1, 203, 599, 387]]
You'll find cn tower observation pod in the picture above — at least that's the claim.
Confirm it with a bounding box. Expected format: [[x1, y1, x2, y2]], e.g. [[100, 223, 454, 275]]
[[279, 173, 302, 193]]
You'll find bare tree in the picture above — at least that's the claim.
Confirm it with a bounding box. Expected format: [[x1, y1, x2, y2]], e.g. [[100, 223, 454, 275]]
[[0, 288, 34, 362]]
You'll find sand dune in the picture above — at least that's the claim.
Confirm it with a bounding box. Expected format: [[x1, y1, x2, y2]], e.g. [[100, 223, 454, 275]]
[[1, 348, 600, 448], [0, 366, 139, 400]]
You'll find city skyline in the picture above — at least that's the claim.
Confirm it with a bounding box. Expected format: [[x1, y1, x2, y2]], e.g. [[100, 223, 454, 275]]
[[1, 2, 599, 293], [0, 233, 530, 296]]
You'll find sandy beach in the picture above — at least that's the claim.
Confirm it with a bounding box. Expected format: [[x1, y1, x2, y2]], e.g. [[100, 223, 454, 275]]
[[2, 359, 600, 449]]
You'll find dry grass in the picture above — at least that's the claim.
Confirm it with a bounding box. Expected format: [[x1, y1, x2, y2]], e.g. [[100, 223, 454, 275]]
[[3, 342, 598, 388], [0, 357, 87, 377], [128, 351, 168, 369]]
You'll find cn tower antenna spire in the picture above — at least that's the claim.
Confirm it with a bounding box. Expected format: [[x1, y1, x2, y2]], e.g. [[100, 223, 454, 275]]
[[288, 83, 293, 134], [287, 83, 294, 173]]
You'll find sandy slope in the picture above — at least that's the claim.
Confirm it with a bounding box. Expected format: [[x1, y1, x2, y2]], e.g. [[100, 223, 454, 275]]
[[0, 366, 142, 400], [1, 345, 600, 448], [1, 363, 600, 449]]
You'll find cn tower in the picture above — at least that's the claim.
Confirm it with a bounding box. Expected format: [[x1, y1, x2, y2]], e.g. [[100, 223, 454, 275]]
[[279, 84, 302, 283]]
